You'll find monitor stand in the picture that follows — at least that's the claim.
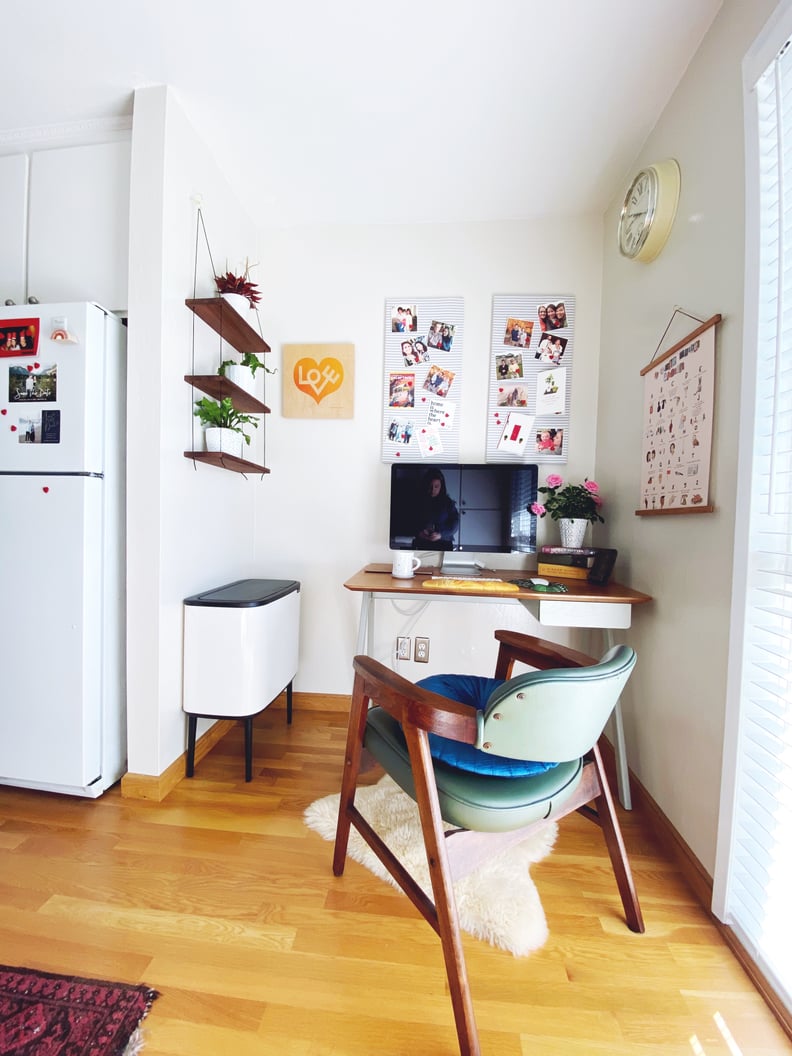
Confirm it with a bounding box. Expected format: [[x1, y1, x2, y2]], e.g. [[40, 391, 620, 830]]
[[437, 553, 483, 577]]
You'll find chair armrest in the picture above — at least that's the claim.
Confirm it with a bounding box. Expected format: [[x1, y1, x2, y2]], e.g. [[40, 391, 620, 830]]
[[493, 630, 596, 679], [352, 654, 479, 744]]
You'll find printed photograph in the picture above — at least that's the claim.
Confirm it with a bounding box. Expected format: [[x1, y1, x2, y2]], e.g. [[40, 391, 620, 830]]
[[389, 372, 415, 408], [387, 418, 414, 444], [423, 365, 455, 398], [391, 305, 417, 333], [8, 363, 57, 402], [496, 353, 524, 379], [535, 333, 567, 364], [400, 338, 430, 366], [503, 317, 534, 349], [538, 302, 568, 332], [535, 427, 564, 455], [426, 321, 455, 351], [17, 412, 42, 444], [497, 384, 529, 408], [0, 319, 39, 356]]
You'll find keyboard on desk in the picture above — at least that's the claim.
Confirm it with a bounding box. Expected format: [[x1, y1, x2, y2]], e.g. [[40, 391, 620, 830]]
[[424, 576, 521, 593]]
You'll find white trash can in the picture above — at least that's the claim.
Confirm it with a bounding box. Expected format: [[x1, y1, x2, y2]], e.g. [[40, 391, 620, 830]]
[[183, 578, 300, 780]]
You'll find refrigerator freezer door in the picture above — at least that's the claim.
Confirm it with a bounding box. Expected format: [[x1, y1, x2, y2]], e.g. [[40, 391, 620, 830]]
[[0, 302, 109, 474], [0, 476, 104, 791]]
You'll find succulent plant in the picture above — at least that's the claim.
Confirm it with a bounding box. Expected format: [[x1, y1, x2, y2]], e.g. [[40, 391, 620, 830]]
[[214, 269, 262, 307]]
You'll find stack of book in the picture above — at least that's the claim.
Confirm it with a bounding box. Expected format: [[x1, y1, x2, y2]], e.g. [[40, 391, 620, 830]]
[[536, 546, 597, 580]]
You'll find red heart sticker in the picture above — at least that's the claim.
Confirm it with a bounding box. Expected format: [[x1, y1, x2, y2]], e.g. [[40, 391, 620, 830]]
[[34, 362, 40, 369], [10, 425, 17, 431], [395, 451, 401, 457], [498, 387, 503, 393], [42, 487, 49, 493], [0, 409, 6, 415], [27, 365, 34, 373]]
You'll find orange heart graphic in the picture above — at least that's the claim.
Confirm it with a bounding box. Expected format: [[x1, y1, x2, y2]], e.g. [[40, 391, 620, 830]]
[[294, 357, 344, 404]]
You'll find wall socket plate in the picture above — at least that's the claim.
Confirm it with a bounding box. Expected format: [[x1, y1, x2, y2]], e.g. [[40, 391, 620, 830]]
[[397, 636, 411, 660], [414, 637, 430, 662]]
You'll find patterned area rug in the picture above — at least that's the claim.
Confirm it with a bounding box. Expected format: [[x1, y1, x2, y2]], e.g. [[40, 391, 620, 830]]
[[0, 965, 158, 1056], [305, 774, 557, 956]]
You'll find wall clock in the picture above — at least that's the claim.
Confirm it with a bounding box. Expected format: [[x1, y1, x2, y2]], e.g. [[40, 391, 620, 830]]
[[618, 159, 681, 263]]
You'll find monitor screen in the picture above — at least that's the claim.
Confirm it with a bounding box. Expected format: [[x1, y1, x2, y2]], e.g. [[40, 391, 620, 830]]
[[389, 463, 538, 554]]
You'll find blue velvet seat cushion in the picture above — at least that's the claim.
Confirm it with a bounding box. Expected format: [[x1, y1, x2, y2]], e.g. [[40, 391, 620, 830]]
[[416, 673, 559, 777]]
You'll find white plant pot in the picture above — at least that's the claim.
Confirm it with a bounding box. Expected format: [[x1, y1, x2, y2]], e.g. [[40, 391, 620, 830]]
[[557, 517, 588, 548], [223, 363, 256, 395], [204, 427, 244, 459], [220, 292, 252, 317]]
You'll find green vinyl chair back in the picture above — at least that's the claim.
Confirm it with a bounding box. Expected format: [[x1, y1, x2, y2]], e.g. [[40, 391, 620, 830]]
[[476, 644, 636, 764]]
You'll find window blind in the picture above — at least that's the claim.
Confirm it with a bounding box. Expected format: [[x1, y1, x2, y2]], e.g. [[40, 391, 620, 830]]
[[716, 37, 792, 1012]]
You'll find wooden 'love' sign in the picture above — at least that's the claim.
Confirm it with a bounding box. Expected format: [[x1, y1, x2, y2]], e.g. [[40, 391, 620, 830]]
[[282, 343, 355, 418]]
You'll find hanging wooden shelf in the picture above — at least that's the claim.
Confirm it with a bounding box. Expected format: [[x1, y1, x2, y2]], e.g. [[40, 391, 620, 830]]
[[184, 451, 271, 475], [186, 297, 271, 356], [184, 374, 270, 414]]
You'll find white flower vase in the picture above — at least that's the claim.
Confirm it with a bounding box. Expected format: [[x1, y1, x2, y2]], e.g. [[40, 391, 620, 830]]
[[558, 517, 588, 548], [223, 363, 256, 396], [205, 427, 244, 459], [220, 292, 252, 317]]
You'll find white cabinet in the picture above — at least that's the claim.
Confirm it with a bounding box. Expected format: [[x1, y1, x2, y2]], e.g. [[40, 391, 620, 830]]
[[0, 154, 29, 306], [0, 140, 131, 312]]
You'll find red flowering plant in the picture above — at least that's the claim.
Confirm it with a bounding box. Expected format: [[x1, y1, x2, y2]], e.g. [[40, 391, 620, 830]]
[[531, 474, 604, 523], [214, 264, 262, 307]]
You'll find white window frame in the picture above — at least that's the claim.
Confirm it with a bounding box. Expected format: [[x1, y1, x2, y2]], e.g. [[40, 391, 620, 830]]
[[713, 0, 792, 1015]]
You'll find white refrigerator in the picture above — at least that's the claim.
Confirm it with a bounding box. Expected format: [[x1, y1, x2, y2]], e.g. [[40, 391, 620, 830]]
[[0, 302, 126, 797]]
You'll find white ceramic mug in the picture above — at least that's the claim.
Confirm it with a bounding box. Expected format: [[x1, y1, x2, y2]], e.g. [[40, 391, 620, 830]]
[[392, 551, 421, 579]]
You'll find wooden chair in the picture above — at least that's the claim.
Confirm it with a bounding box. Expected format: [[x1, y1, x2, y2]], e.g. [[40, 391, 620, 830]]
[[333, 630, 644, 1056]]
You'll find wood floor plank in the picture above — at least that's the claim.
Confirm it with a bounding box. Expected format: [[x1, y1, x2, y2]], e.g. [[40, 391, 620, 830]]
[[0, 704, 789, 1055]]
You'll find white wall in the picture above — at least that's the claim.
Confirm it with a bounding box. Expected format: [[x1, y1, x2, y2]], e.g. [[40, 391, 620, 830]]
[[254, 217, 605, 691], [597, 0, 778, 874], [126, 86, 263, 776]]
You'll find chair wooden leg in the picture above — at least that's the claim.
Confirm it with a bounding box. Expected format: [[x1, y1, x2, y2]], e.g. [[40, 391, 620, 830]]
[[333, 671, 371, 876], [404, 723, 481, 1056], [590, 741, 645, 933]]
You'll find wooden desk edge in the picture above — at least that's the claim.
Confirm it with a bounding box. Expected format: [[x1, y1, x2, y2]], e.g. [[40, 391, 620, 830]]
[[343, 565, 652, 606]]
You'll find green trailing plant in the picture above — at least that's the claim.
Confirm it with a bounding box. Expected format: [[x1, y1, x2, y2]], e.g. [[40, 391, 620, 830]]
[[193, 396, 259, 445], [217, 351, 275, 378], [214, 265, 261, 307]]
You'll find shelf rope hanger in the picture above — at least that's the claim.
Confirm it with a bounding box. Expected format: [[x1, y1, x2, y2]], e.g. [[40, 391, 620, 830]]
[[187, 199, 267, 478]]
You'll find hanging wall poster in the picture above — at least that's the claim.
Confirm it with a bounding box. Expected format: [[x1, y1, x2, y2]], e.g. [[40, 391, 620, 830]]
[[486, 295, 574, 463], [637, 314, 721, 515], [382, 297, 463, 462]]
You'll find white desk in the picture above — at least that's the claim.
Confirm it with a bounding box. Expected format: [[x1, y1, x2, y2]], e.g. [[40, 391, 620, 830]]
[[344, 565, 652, 809]]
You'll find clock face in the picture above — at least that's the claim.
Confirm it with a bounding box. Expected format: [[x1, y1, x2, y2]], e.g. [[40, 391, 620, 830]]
[[618, 168, 658, 259]]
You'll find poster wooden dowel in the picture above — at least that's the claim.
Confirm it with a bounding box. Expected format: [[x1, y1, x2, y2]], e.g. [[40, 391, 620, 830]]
[[635, 505, 714, 517], [640, 314, 722, 376]]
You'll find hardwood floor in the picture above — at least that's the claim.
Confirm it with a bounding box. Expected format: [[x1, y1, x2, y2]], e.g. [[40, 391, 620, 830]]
[[0, 699, 789, 1055]]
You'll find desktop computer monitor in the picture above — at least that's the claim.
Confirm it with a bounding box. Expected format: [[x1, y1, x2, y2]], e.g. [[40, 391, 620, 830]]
[[389, 463, 538, 565]]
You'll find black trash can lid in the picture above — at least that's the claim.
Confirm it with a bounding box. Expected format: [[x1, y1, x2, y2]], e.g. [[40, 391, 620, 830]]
[[184, 578, 300, 607]]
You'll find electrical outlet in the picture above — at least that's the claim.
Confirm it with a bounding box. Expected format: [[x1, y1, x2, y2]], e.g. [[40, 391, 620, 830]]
[[397, 636, 411, 660], [414, 637, 430, 663]]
